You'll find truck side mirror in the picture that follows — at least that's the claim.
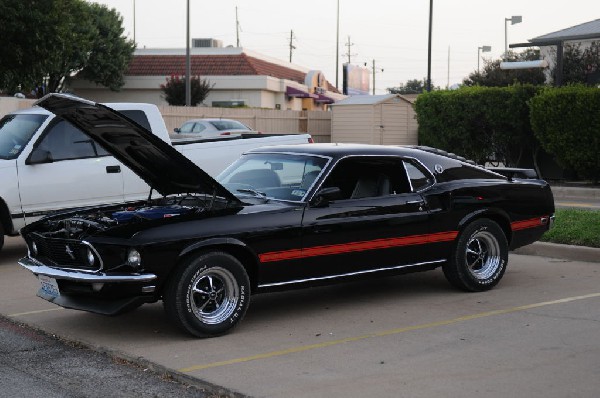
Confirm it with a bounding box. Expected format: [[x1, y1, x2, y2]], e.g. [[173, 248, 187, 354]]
[[26, 149, 53, 165]]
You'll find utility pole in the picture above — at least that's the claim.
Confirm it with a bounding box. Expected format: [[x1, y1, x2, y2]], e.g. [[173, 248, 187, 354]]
[[185, 0, 191, 106], [133, 0, 136, 43], [335, 0, 340, 88], [343, 36, 356, 64], [426, 0, 433, 92], [289, 30, 296, 62], [367, 60, 383, 95], [447, 46, 450, 89], [236, 6, 241, 47]]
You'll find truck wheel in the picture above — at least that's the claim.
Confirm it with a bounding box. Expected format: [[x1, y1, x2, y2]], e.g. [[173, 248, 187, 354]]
[[164, 252, 250, 337], [443, 219, 508, 292]]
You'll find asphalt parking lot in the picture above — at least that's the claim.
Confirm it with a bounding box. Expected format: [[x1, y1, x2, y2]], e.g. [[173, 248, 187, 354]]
[[1, 236, 599, 398]]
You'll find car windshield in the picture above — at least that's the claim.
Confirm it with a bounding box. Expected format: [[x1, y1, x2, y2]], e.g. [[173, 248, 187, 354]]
[[217, 153, 330, 201], [210, 120, 250, 131], [0, 113, 48, 160], [179, 122, 195, 133]]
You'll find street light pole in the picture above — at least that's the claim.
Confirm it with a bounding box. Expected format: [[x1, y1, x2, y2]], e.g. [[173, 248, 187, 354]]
[[185, 0, 191, 106], [335, 0, 340, 89], [504, 15, 522, 59], [478, 45, 491, 73], [426, 0, 433, 92]]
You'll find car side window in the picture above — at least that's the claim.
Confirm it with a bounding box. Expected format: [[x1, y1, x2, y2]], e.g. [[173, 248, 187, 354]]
[[403, 160, 434, 191], [322, 157, 412, 200], [36, 120, 109, 161], [192, 123, 206, 133]]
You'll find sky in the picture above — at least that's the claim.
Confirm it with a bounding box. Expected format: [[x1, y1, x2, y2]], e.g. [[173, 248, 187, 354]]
[[93, 0, 599, 93]]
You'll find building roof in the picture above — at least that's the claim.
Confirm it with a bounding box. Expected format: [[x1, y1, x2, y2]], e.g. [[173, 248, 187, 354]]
[[331, 94, 413, 106], [127, 48, 340, 93], [531, 19, 600, 43]]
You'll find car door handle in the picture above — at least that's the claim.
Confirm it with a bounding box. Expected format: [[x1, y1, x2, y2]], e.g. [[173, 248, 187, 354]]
[[106, 165, 121, 174]]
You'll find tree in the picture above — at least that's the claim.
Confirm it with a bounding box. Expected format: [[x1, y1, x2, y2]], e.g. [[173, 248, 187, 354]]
[[387, 79, 426, 94], [553, 42, 600, 86], [463, 49, 545, 87], [0, 0, 134, 95], [160, 76, 214, 106]]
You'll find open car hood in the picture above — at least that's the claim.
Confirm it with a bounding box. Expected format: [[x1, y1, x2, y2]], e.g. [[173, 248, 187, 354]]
[[36, 94, 241, 205]]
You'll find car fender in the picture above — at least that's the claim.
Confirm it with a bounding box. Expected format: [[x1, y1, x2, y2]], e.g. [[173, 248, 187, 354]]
[[457, 208, 512, 244], [177, 237, 260, 288]]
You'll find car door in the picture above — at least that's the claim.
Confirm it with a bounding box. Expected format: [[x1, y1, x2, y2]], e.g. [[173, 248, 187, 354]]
[[298, 156, 437, 281], [18, 119, 126, 224]]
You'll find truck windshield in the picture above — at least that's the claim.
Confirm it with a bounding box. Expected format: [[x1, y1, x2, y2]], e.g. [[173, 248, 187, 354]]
[[0, 114, 48, 160]]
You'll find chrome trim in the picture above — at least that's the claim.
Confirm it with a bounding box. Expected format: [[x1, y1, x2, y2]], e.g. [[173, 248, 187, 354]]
[[258, 259, 445, 288], [19, 257, 157, 283]]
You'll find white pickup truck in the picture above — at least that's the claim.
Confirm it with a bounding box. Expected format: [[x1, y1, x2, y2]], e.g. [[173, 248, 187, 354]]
[[0, 99, 312, 251]]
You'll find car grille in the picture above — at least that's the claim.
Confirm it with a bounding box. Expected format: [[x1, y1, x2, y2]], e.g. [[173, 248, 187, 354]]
[[30, 233, 99, 271]]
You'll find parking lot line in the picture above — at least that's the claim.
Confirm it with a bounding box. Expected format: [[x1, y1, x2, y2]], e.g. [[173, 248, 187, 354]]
[[8, 308, 64, 317], [178, 292, 600, 373]]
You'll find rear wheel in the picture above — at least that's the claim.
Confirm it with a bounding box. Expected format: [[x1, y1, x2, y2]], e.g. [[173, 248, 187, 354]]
[[164, 252, 250, 337], [443, 219, 508, 292]]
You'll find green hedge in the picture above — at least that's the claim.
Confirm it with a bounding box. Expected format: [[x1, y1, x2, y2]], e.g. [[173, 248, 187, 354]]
[[415, 85, 539, 165], [529, 86, 600, 180]]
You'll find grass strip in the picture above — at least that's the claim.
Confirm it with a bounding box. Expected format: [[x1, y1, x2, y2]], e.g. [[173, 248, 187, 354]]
[[541, 208, 600, 248]]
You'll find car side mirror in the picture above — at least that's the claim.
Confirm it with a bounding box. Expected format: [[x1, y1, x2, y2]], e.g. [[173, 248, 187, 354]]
[[310, 187, 342, 207], [26, 149, 53, 165], [173, 127, 181, 133]]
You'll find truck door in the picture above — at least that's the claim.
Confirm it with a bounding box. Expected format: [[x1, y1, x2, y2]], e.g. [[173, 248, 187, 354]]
[[18, 119, 126, 224]]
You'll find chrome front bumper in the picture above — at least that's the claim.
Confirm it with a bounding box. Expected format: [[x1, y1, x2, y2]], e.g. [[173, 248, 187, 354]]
[[18, 257, 157, 283]]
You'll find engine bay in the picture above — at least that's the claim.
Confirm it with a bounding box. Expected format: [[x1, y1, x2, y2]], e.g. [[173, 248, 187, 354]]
[[34, 194, 213, 239]]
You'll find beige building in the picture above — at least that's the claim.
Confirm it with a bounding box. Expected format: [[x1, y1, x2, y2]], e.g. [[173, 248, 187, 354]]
[[68, 47, 344, 111], [331, 94, 418, 145]]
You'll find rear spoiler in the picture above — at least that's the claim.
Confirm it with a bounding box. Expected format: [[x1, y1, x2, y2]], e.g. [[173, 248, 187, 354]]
[[487, 167, 538, 179]]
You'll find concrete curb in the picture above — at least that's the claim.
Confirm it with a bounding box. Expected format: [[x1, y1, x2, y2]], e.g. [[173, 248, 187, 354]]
[[513, 241, 600, 263], [551, 186, 600, 200]]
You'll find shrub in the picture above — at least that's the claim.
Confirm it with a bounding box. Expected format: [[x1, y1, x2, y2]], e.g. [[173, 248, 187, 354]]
[[160, 75, 214, 106], [529, 86, 600, 181], [415, 85, 539, 165]]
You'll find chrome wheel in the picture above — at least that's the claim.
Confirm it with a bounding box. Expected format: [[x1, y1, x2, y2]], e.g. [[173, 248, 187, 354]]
[[465, 230, 501, 281], [442, 219, 508, 292], [188, 266, 240, 325]]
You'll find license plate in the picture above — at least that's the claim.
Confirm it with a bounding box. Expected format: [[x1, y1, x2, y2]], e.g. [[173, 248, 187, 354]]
[[39, 275, 60, 299]]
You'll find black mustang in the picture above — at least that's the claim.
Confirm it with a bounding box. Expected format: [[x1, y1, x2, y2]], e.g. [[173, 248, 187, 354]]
[[19, 94, 555, 337]]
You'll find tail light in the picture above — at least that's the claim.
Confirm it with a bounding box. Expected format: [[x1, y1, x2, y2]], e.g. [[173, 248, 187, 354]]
[[220, 132, 231, 136], [308, 137, 314, 143]]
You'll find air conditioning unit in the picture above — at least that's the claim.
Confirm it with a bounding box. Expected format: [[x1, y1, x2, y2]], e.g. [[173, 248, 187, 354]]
[[192, 38, 223, 48]]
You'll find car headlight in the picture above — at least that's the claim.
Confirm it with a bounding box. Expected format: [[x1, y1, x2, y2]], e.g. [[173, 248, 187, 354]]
[[127, 248, 142, 269]]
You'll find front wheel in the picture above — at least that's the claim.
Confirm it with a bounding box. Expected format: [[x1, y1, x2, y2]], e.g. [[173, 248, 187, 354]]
[[164, 252, 250, 337], [443, 219, 508, 292]]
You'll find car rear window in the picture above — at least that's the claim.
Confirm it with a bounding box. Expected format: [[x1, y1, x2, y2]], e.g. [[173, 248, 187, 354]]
[[210, 120, 249, 131]]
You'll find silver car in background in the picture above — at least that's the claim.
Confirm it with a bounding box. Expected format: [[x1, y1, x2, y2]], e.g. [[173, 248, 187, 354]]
[[172, 118, 257, 140]]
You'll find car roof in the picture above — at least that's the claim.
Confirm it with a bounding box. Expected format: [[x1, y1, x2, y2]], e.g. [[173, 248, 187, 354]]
[[248, 143, 437, 161], [246, 143, 500, 178]]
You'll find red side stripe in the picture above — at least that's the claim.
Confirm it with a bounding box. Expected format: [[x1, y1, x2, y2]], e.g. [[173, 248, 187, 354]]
[[258, 231, 458, 263], [511, 216, 545, 231]]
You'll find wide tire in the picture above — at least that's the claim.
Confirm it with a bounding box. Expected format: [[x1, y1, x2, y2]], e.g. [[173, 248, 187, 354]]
[[164, 252, 250, 337], [443, 219, 508, 292]]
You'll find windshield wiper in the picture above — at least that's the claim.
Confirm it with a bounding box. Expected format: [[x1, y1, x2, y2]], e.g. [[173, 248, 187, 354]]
[[236, 188, 267, 199]]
